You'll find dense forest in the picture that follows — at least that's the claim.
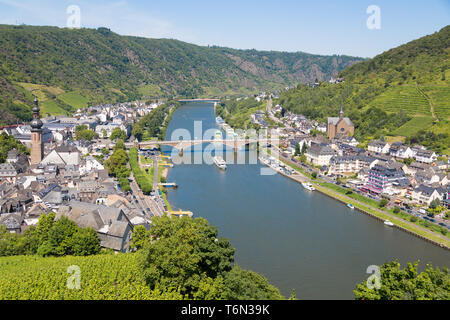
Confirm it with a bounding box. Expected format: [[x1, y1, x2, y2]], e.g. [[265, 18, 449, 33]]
[[0, 24, 363, 125], [277, 25, 450, 154]]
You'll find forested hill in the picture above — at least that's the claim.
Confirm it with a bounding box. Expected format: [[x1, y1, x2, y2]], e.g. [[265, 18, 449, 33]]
[[0, 24, 363, 125], [278, 25, 450, 154]]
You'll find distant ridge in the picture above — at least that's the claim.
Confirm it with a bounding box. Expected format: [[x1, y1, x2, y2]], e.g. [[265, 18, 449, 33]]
[[0, 24, 363, 124]]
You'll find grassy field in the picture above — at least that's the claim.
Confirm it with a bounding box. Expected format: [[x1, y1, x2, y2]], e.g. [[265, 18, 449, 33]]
[[0, 254, 182, 300], [422, 84, 450, 120], [58, 91, 89, 110], [138, 84, 162, 97], [40, 99, 69, 116], [392, 116, 435, 136], [367, 85, 431, 116]]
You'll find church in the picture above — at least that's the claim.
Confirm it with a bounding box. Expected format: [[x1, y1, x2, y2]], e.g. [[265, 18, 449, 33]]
[[327, 105, 354, 140]]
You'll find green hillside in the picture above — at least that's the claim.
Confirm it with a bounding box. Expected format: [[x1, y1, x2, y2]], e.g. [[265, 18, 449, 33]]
[[277, 25, 450, 154], [0, 254, 181, 300], [0, 24, 363, 125]]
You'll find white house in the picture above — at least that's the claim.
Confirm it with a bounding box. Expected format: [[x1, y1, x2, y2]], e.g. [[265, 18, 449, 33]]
[[414, 150, 437, 164], [412, 185, 445, 206], [305, 143, 335, 166], [389, 143, 415, 159], [80, 156, 105, 176], [368, 140, 390, 154], [41, 145, 81, 166]]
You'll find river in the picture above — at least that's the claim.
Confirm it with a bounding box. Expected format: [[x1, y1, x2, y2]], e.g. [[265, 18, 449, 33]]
[[163, 102, 450, 300]]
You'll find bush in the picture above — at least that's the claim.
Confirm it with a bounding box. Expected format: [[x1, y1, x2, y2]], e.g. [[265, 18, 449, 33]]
[[379, 199, 388, 208]]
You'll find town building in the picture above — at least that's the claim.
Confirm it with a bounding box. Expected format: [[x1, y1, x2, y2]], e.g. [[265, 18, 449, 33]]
[[368, 140, 390, 154], [327, 105, 354, 140], [412, 185, 445, 206], [305, 142, 335, 166]]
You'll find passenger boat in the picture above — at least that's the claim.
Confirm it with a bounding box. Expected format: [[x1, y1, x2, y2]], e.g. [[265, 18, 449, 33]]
[[347, 203, 355, 209], [216, 116, 224, 126], [384, 220, 395, 227], [213, 156, 227, 170], [301, 182, 315, 191]]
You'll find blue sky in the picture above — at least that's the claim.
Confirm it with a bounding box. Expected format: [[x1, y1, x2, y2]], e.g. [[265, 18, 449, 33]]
[[0, 0, 448, 57]]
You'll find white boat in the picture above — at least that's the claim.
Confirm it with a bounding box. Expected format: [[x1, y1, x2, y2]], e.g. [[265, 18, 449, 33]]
[[302, 182, 315, 191], [216, 116, 224, 126], [384, 220, 395, 227], [213, 156, 227, 170], [347, 203, 355, 209]]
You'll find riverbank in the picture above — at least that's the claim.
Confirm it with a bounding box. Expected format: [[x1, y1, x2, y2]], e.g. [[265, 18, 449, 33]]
[[260, 148, 450, 250]]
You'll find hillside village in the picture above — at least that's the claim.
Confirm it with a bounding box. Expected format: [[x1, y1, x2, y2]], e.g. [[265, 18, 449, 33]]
[[0, 90, 449, 252], [234, 93, 450, 224], [0, 99, 166, 253]]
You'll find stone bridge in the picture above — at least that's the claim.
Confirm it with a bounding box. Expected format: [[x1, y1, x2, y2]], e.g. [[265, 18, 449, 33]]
[[126, 139, 276, 155]]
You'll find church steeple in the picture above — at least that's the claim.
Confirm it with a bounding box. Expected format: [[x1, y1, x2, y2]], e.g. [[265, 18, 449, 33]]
[[339, 104, 344, 119], [31, 98, 43, 131], [30, 98, 44, 165]]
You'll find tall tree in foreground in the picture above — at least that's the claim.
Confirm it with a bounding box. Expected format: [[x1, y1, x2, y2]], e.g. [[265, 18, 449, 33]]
[[354, 260, 450, 300], [138, 215, 284, 300]]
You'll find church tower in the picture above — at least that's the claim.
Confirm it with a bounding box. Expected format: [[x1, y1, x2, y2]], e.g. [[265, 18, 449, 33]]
[[339, 104, 344, 120], [30, 98, 44, 165]]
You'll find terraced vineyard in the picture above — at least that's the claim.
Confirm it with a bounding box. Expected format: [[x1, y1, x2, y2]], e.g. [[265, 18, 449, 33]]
[[422, 84, 450, 120], [368, 85, 431, 116], [58, 91, 89, 110], [392, 116, 435, 136], [0, 253, 183, 300], [16, 82, 82, 116]]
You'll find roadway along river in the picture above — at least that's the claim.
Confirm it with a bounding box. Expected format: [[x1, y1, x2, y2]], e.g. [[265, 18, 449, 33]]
[[163, 102, 450, 300]]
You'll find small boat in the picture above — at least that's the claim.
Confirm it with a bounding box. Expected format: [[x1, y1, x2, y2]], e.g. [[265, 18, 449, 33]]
[[384, 220, 395, 227], [213, 156, 227, 170], [302, 182, 315, 191], [347, 203, 355, 209], [216, 116, 224, 126]]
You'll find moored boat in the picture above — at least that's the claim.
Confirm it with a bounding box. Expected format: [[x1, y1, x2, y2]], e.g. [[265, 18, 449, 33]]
[[384, 220, 395, 227], [347, 203, 355, 209], [302, 182, 315, 191], [213, 156, 227, 170]]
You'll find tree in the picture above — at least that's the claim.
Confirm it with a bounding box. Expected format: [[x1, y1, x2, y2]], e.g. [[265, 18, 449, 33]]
[[39, 216, 78, 256], [354, 260, 450, 300], [221, 266, 284, 300], [379, 199, 388, 208], [301, 143, 307, 155], [140, 215, 235, 298], [131, 225, 151, 250], [69, 228, 101, 256], [0, 132, 29, 163], [36, 212, 56, 243], [114, 139, 126, 151], [110, 127, 127, 141], [75, 125, 96, 141], [295, 144, 300, 156], [429, 199, 441, 209]]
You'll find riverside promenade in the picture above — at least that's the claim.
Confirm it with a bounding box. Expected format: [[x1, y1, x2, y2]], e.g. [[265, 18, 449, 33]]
[[261, 147, 450, 250]]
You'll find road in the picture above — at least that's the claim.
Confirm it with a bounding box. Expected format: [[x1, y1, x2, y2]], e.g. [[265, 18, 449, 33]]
[[130, 172, 164, 217]]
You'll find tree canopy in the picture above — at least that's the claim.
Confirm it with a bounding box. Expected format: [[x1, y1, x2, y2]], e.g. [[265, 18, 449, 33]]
[[136, 215, 283, 300], [354, 260, 450, 300]]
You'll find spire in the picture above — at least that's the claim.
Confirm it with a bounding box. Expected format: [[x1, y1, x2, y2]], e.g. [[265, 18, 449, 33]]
[[339, 104, 344, 119], [31, 98, 43, 131]]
